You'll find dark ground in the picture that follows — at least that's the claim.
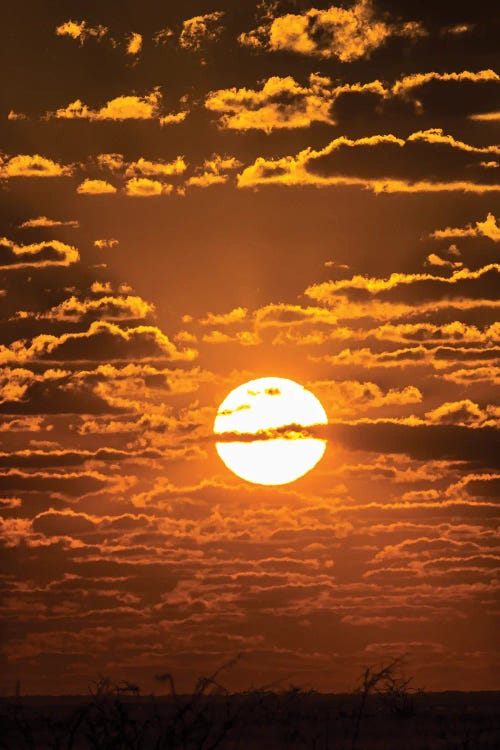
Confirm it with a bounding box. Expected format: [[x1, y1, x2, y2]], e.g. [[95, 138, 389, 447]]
[[0, 690, 499, 749]]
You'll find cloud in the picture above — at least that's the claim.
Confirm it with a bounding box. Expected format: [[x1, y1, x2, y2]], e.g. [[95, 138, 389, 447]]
[[442, 23, 474, 36], [158, 110, 189, 126], [308, 262, 499, 297], [126, 32, 142, 55], [186, 155, 243, 187], [239, 0, 423, 62], [310, 380, 422, 417], [32, 509, 97, 536], [195, 298, 499, 353], [90, 281, 113, 294], [311, 344, 498, 373], [425, 253, 462, 269], [55, 20, 147, 61], [0, 416, 45, 432], [0, 154, 71, 178], [388, 69, 500, 118], [48, 89, 166, 121], [200, 307, 248, 326], [442, 366, 500, 386], [392, 69, 499, 97], [7, 110, 27, 120], [0, 238, 79, 269], [324, 296, 499, 323], [77, 179, 117, 195], [18, 216, 79, 229], [95, 153, 125, 172], [408, 128, 500, 155], [206, 74, 335, 131], [32, 294, 154, 322], [0, 322, 197, 364], [179, 11, 225, 51], [364, 321, 497, 345], [0, 369, 127, 416], [0, 469, 116, 496], [124, 156, 187, 177], [0, 447, 164, 470], [425, 400, 498, 428], [205, 69, 498, 130], [153, 28, 174, 45], [238, 129, 500, 194], [469, 111, 500, 122], [124, 178, 174, 197], [93, 239, 119, 249], [0, 497, 22, 509], [55, 20, 108, 43], [202, 329, 260, 345], [430, 213, 500, 242], [331, 422, 499, 467]]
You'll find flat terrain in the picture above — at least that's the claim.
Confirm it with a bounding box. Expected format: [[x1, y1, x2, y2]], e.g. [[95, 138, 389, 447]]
[[1, 691, 498, 749]]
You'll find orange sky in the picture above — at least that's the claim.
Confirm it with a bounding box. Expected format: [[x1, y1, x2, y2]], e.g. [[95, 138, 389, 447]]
[[0, 0, 499, 694]]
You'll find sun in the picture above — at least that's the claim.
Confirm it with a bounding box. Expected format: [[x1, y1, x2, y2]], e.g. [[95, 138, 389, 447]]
[[213, 377, 328, 485]]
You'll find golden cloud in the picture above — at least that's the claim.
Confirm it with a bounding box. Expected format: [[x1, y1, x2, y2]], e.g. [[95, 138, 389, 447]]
[[425, 253, 462, 269], [19, 216, 79, 229], [48, 89, 164, 121], [310, 379, 422, 417], [237, 129, 500, 193], [77, 179, 117, 195], [0, 321, 197, 364], [207, 69, 498, 129], [366, 321, 498, 344], [153, 28, 174, 45], [425, 400, 499, 428], [90, 281, 113, 294], [200, 307, 248, 326], [186, 154, 242, 187], [430, 213, 500, 242], [0, 154, 71, 178], [306, 263, 499, 298], [201, 329, 260, 346], [0, 238, 79, 269], [55, 20, 108, 42], [311, 344, 497, 371], [185, 172, 227, 188], [469, 111, 500, 121], [443, 366, 500, 386], [7, 111, 27, 120], [96, 153, 125, 171], [407, 128, 500, 155], [442, 23, 474, 35], [124, 156, 187, 177], [124, 178, 174, 197], [179, 11, 225, 51], [239, 0, 394, 62], [206, 74, 336, 131], [36, 295, 154, 322], [392, 69, 499, 97], [269, 320, 497, 348], [126, 32, 142, 55], [93, 239, 119, 248], [159, 110, 189, 126]]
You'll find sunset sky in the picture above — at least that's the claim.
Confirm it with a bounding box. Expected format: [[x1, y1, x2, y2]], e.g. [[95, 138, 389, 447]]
[[1, 0, 499, 695]]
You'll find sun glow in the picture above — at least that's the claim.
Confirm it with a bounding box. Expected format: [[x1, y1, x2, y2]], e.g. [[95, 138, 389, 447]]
[[214, 377, 328, 485]]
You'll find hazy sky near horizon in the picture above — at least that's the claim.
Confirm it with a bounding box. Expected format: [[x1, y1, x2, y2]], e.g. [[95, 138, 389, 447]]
[[0, 0, 499, 694]]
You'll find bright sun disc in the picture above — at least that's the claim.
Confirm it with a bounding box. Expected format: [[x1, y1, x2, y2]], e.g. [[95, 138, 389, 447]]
[[214, 377, 327, 485]]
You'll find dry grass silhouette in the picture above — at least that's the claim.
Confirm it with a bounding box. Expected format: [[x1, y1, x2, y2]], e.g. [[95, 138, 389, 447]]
[[1, 656, 498, 749]]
